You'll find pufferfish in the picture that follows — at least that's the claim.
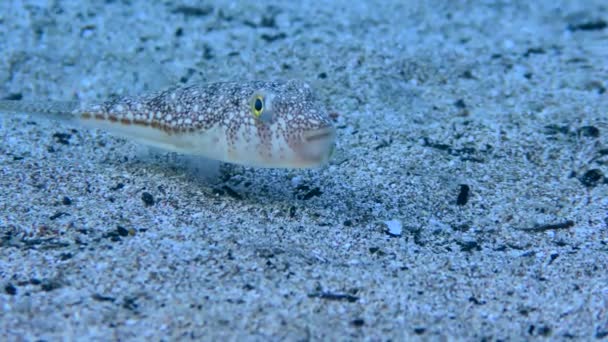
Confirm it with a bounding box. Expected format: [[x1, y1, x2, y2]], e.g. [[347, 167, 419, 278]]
[[0, 80, 336, 168]]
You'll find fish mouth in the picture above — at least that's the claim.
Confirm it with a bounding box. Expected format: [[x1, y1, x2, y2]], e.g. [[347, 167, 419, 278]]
[[296, 126, 336, 167], [303, 126, 336, 143]]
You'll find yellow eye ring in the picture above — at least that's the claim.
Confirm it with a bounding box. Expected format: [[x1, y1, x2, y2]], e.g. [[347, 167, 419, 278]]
[[252, 95, 264, 117]]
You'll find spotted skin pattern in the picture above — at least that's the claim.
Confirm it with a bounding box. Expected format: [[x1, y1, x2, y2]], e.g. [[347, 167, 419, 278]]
[[0, 80, 336, 168]]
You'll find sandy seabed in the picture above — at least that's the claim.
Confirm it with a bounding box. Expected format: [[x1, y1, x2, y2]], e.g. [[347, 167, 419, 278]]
[[1, 1, 607, 340]]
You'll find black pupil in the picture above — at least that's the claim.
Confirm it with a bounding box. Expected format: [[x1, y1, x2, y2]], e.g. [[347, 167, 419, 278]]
[[254, 98, 263, 111]]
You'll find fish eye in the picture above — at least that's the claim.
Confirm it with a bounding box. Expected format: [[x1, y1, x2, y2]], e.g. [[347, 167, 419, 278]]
[[251, 92, 274, 123], [252, 95, 264, 117]]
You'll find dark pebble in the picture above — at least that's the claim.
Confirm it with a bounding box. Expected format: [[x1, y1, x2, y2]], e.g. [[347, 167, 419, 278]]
[[580, 169, 604, 188], [454, 99, 466, 109], [469, 296, 485, 305], [568, 20, 607, 31], [92, 293, 116, 302], [374, 139, 391, 150], [423, 137, 451, 150], [597, 330, 608, 339], [172, 5, 213, 17], [308, 292, 359, 303], [458, 239, 481, 252], [260, 32, 287, 42], [122, 297, 139, 311], [3, 93, 23, 101], [527, 220, 574, 232], [59, 252, 73, 260], [549, 253, 559, 263], [579, 126, 600, 138], [452, 223, 470, 232], [5, 283, 17, 295], [537, 325, 552, 337], [203, 45, 213, 60], [260, 15, 277, 28], [460, 70, 475, 79], [52, 132, 71, 145], [141, 192, 155, 206], [543, 124, 570, 135], [62, 196, 72, 205], [49, 212, 69, 220], [414, 327, 426, 335], [456, 184, 470, 206], [103, 229, 122, 242], [40, 279, 62, 292], [110, 183, 124, 191], [351, 318, 365, 327], [117, 226, 129, 237], [523, 47, 546, 57], [302, 187, 323, 200]]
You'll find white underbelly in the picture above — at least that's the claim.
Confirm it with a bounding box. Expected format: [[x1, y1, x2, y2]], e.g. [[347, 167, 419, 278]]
[[79, 119, 228, 160]]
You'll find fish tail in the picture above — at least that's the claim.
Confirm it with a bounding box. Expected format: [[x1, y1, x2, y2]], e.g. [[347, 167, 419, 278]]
[[0, 100, 80, 122]]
